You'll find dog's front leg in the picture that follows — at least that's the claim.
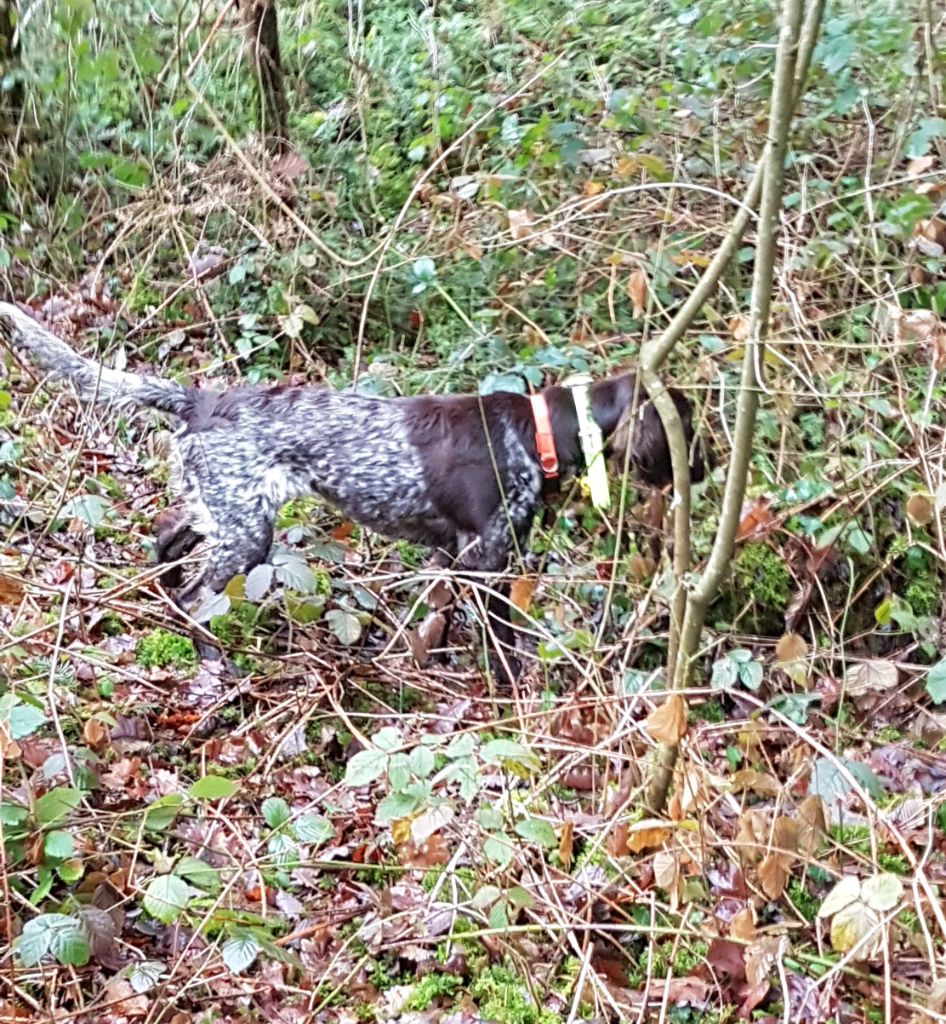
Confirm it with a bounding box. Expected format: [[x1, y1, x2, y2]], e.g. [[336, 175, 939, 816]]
[[461, 513, 534, 686]]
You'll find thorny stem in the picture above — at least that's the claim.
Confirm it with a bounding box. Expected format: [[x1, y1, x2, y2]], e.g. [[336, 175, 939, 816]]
[[642, 0, 824, 813]]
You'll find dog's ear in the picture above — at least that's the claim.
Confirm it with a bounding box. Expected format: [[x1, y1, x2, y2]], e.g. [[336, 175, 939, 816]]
[[610, 389, 706, 487]]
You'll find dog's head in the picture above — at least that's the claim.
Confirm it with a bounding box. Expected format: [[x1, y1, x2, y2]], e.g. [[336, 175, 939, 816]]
[[591, 374, 707, 488]]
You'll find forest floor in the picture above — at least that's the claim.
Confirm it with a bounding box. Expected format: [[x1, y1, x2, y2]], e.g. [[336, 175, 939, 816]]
[[2, 1, 946, 1022]]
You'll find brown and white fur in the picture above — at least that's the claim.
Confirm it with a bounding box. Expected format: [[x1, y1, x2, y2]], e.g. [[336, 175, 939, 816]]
[[0, 302, 704, 677]]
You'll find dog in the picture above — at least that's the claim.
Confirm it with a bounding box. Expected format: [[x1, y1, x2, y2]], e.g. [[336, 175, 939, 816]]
[[0, 302, 705, 678]]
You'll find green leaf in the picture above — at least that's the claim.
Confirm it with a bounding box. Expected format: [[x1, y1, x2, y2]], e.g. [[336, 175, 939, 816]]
[[0, 802, 28, 827], [409, 746, 436, 779], [176, 856, 220, 894], [375, 790, 422, 824], [222, 933, 262, 974], [926, 659, 946, 704], [373, 727, 403, 752], [514, 817, 558, 849], [10, 703, 46, 739], [811, 756, 884, 808], [906, 116, 946, 159], [388, 752, 411, 790], [481, 739, 541, 774], [483, 832, 516, 868], [18, 914, 88, 967], [345, 748, 389, 787], [61, 494, 110, 527], [143, 793, 184, 832], [143, 875, 191, 924], [35, 787, 83, 826], [262, 797, 292, 829], [128, 960, 165, 994], [189, 775, 240, 801], [293, 814, 334, 846], [43, 830, 75, 860], [17, 917, 54, 966], [326, 608, 362, 645]]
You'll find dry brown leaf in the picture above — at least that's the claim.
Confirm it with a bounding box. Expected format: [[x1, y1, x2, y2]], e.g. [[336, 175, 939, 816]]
[[775, 631, 809, 687], [627, 268, 649, 317], [846, 659, 898, 696], [729, 907, 757, 942], [735, 809, 768, 865], [625, 819, 671, 853], [0, 572, 24, 605], [758, 816, 799, 899], [775, 632, 808, 664], [916, 217, 946, 250], [615, 155, 637, 178], [584, 180, 605, 197], [606, 822, 630, 857], [645, 695, 688, 745], [797, 795, 827, 856], [730, 315, 752, 342], [408, 611, 446, 667], [401, 833, 451, 869], [509, 576, 537, 613], [731, 769, 781, 797], [83, 717, 110, 752], [270, 149, 309, 180], [907, 493, 933, 526], [758, 852, 791, 899], [102, 977, 149, 1018], [653, 849, 684, 907], [907, 155, 936, 177], [736, 496, 777, 542], [558, 819, 574, 868], [627, 554, 656, 581], [744, 936, 782, 993], [507, 209, 533, 241]]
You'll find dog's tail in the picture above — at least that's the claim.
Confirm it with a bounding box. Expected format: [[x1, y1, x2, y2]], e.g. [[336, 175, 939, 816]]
[[0, 301, 193, 417]]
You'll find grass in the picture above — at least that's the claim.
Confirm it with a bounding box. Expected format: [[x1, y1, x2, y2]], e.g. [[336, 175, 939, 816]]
[[1, 0, 945, 1020]]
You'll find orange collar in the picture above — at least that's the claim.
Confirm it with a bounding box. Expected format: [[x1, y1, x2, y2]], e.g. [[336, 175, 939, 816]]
[[530, 393, 559, 478]]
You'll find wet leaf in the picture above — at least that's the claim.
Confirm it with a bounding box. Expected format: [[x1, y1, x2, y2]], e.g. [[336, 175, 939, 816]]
[[645, 695, 688, 744]]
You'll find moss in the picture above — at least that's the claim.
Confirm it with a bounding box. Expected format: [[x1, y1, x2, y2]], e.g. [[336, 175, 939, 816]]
[[734, 543, 792, 611], [136, 630, 197, 670], [787, 879, 819, 921], [469, 966, 561, 1024], [404, 973, 462, 1011]]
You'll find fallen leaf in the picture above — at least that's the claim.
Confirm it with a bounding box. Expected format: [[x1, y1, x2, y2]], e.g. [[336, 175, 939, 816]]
[[797, 795, 827, 856], [625, 819, 671, 853], [736, 496, 778, 541], [653, 849, 683, 906], [0, 572, 25, 605], [558, 819, 574, 868], [510, 576, 537, 613], [270, 149, 309, 180], [846, 660, 898, 696], [775, 631, 810, 686], [583, 180, 605, 197], [907, 493, 933, 526], [730, 907, 757, 942], [508, 209, 533, 241], [907, 155, 936, 177], [627, 268, 648, 317], [645, 695, 688, 745], [730, 315, 752, 342], [731, 770, 782, 797]]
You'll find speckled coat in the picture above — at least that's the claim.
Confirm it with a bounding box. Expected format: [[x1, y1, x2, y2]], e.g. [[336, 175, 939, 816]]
[[0, 302, 703, 674]]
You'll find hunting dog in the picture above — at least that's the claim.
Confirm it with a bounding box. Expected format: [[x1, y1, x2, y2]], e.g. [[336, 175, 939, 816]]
[[0, 302, 704, 678]]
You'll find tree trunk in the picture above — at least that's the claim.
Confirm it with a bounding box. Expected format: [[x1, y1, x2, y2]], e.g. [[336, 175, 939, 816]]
[[0, 0, 23, 146], [240, 0, 289, 155]]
